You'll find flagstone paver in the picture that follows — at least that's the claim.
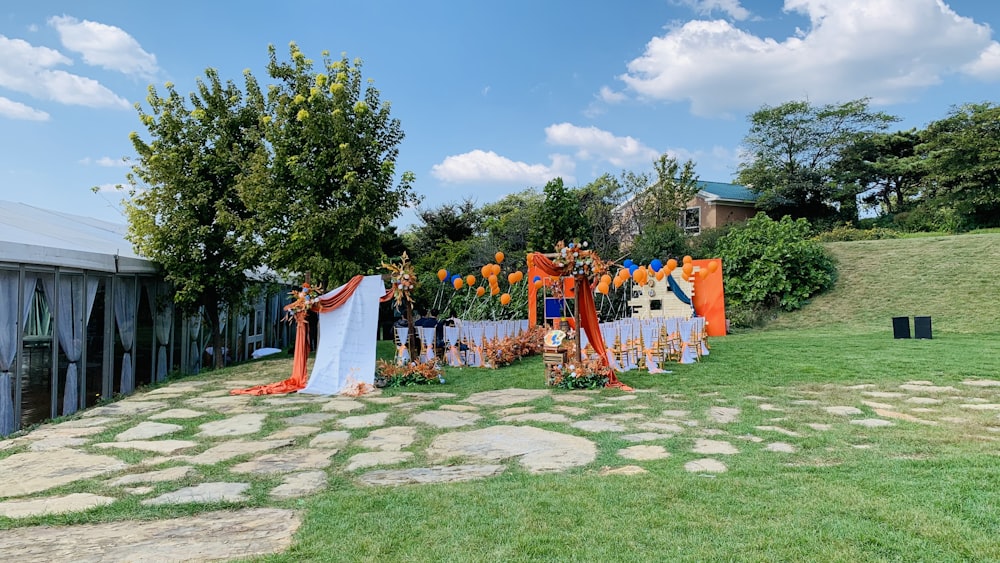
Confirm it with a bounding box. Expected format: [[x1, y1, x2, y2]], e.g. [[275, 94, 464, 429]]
[[95, 440, 198, 454], [365, 396, 404, 404], [410, 410, 482, 428], [899, 384, 957, 393], [125, 486, 155, 495], [766, 442, 796, 453], [692, 438, 738, 455], [185, 395, 253, 413], [358, 464, 506, 486], [501, 412, 572, 423], [281, 412, 338, 426], [959, 403, 1000, 411], [905, 397, 943, 405], [345, 451, 414, 471], [874, 408, 937, 424], [618, 445, 670, 460], [755, 426, 802, 437], [265, 425, 323, 440], [271, 471, 328, 499], [806, 423, 832, 431], [358, 426, 418, 451], [600, 465, 648, 476], [861, 391, 905, 398], [197, 413, 267, 437], [571, 419, 627, 433], [553, 405, 589, 416], [497, 406, 535, 416], [825, 406, 863, 416], [963, 379, 1000, 387], [708, 406, 740, 423], [115, 421, 183, 441], [700, 428, 728, 436], [737, 434, 764, 443], [862, 400, 896, 410], [0, 507, 299, 561], [602, 412, 645, 421], [339, 412, 391, 429], [231, 449, 335, 475], [758, 404, 784, 412], [82, 401, 168, 418], [149, 408, 208, 420], [57, 416, 115, 428], [185, 438, 295, 465], [142, 482, 250, 506], [27, 435, 90, 451], [662, 410, 691, 418], [427, 425, 596, 473], [110, 465, 194, 486], [606, 395, 638, 401], [552, 394, 593, 403], [438, 404, 480, 412], [321, 399, 367, 412], [0, 493, 116, 518], [402, 392, 458, 399], [637, 422, 685, 433], [309, 431, 352, 449], [464, 388, 550, 406], [684, 458, 727, 473]]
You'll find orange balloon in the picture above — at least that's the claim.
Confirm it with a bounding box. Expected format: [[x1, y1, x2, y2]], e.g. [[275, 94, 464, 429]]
[[655, 270, 665, 281], [613, 277, 624, 289], [493, 264, 502, 276], [453, 278, 464, 290], [708, 260, 719, 273], [698, 268, 709, 279], [476, 286, 486, 297], [500, 292, 511, 305], [437, 269, 447, 282], [682, 255, 692, 265], [488, 274, 498, 285], [495, 251, 505, 264], [666, 258, 678, 270], [491, 286, 500, 296], [481, 265, 491, 278], [682, 263, 693, 277], [465, 275, 476, 287], [514, 271, 524, 283], [633, 268, 647, 285], [508, 272, 517, 285], [597, 283, 609, 295], [600, 274, 612, 286]]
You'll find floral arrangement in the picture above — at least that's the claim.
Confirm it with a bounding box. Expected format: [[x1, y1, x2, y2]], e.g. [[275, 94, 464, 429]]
[[382, 252, 418, 307], [285, 282, 325, 317], [374, 359, 445, 387], [479, 325, 547, 368], [551, 240, 608, 285], [546, 357, 613, 389]]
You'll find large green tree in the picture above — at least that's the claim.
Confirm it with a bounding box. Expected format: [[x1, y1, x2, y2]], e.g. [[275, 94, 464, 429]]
[[244, 43, 418, 287], [126, 69, 267, 368], [835, 129, 924, 215], [918, 102, 1000, 229], [737, 98, 898, 223], [530, 177, 590, 251], [615, 154, 700, 245]]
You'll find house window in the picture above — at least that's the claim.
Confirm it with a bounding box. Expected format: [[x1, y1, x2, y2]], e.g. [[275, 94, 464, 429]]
[[682, 207, 701, 234]]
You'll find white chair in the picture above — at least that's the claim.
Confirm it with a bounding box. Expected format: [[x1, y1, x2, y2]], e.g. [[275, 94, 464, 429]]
[[393, 326, 411, 365]]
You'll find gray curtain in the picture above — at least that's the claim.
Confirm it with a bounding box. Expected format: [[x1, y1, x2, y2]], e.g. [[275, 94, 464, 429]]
[[114, 277, 137, 394], [147, 282, 173, 382], [42, 275, 99, 416], [0, 272, 36, 436]]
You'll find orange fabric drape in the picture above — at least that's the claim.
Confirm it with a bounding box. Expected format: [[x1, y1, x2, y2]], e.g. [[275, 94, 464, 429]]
[[691, 259, 726, 337], [232, 275, 392, 396], [529, 253, 631, 390]]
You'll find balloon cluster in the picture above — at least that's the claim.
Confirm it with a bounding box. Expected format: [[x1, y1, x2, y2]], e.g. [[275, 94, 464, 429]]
[[436, 251, 524, 307], [608, 255, 720, 291]]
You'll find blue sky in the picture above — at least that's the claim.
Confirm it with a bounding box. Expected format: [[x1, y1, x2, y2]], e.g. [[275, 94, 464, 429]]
[[2, 0, 999, 229]]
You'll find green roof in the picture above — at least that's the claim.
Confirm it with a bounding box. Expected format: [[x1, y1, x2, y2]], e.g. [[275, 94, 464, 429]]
[[697, 181, 758, 202]]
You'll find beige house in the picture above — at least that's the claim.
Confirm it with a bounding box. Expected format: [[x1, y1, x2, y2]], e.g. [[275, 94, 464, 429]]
[[613, 181, 758, 246]]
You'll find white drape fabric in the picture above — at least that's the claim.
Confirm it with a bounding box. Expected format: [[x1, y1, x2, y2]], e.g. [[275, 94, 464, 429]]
[[147, 282, 173, 382], [114, 277, 137, 394], [299, 275, 384, 395], [42, 275, 99, 416], [0, 271, 36, 436]]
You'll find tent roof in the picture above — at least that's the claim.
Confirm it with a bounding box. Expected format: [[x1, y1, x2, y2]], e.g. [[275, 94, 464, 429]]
[[0, 200, 157, 273]]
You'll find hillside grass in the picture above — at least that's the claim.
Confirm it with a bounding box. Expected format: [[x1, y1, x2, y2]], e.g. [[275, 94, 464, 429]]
[[768, 233, 1000, 334]]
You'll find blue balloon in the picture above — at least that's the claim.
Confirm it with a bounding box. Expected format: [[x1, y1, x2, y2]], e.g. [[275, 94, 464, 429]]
[[628, 264, 638, 274], [650, 259, 663, 272], [533, 276, 541, 283], [623, 259, 634, 268], [451, 274, 461, 282]]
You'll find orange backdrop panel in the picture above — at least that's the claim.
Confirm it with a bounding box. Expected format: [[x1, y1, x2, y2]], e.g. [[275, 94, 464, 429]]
[[692, 258, 726, 336]]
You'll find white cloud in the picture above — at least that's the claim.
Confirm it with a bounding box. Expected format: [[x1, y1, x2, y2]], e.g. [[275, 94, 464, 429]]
[[962, 41, 1000, 80], [621, 0, 999, 116], [0, 96, 50, 120], [598, 86, 627, 104], [80, 156, 130, 167], [0, 35, 130, 109], [49, 16, 159, 79], [430, 149, 575, 185], [545, 123, 660, 167], [672, 0, 752, 21]]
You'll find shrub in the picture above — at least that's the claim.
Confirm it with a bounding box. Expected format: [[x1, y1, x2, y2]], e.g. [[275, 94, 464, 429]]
[[629, 223, 688, 264], [813, 223, 900, 242], [717, 214, 837, 324], [686, 223, 733, 258]]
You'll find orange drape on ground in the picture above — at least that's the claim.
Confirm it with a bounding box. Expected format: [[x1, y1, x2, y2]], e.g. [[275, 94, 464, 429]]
[[232, 275, 392, 396], [529, 253, 631, 390], [691, 259, 726, 337]]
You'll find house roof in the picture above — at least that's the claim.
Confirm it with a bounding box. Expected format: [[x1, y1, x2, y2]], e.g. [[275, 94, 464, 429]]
[[0, 200, 157, 273], [697, 181, 758, 204]]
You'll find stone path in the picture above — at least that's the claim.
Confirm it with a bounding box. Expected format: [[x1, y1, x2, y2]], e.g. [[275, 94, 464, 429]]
[[0, 373, 997, 561]]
